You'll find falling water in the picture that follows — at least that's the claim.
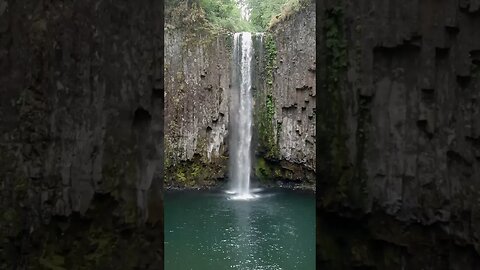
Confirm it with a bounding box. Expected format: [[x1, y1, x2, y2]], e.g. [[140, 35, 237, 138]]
[[229, 32, 254, 200], [236, 0, 251, 21]]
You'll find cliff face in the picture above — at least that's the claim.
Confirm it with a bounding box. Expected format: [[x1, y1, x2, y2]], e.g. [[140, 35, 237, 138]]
[[271, 1, 316, 169], [259, 0, 316, 184], [164, 13, 232, 187], [165, 2, 316, 188], [317, 0, 480, 268], [0, 1, 163, 268]]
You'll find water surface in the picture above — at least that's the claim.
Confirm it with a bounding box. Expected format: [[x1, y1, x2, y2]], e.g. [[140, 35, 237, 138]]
[[164, 189, 315, 269]]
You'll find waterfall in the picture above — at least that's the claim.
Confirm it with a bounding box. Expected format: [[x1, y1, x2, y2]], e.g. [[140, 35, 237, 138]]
[[229, 32, 254, 199], [236, 0, 251, 21]]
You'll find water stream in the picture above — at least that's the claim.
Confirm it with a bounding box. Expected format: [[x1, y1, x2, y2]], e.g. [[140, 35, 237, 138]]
[[229, 32, 254, 200]]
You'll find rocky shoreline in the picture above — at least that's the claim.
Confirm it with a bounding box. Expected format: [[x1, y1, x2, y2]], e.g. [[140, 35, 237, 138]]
[[164, 179, 316, 193]]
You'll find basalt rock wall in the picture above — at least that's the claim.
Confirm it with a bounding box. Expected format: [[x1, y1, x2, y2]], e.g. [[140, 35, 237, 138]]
[[164, 1, 316, 188], [164, 7, 233, 187], [317, 0, 480, 269], [256, 0, 316, 185], [0, 1, 163, 268]]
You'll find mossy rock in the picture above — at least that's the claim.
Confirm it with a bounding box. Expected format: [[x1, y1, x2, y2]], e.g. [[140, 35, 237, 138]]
[[166, 155, 228, 188], [254, 157, 272, 182]]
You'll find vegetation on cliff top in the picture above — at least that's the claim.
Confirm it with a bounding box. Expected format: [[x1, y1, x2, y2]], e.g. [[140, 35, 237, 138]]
[[249, 0, 307, 30], [199, 0, 253, 32], [166, 0, 307, 32]]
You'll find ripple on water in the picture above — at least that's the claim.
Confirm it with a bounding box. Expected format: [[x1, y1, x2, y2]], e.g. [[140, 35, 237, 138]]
[[165, 189, 315, 269]]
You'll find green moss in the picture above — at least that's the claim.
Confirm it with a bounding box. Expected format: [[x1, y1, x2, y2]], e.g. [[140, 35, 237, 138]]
[[266, 95, 275, 116], [255, 157, 271, 182], [268, 0, 304, 29], [176, 170, 187, 183], [317, 3, 370, 210], [191, 163, 201, 178], [167, 155, 226, 187], [173, 166, 195, 186], [253, 157, 313, 185], [265, 34, 277, 86], [325, 7, 347, 84], [274, 167, 282, 178], [318, 4, 354, 207], [256, 33, 280, 159], [225, 32, 234, 52]]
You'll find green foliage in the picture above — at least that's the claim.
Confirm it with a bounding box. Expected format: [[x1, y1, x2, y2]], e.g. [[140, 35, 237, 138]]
[[225, 32, 234, 51], [256, 34, 279, 159], [320, 5, 368, 208], [166, 0, 307, 32], [248, 0, 287, 31], [200, 0, 254, 32], [266, 95, 275, 116], [255, 157, 271, 182], [166, 0, 250, 32], [265, 35, 277, 84], [249, 0, 307, 31], [176, 171, 188, 183], [267, 0, 304, 28], [167, 155, 226, 187]]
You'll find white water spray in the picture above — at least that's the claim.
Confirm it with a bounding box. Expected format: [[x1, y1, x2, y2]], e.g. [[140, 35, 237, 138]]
[[236, 0, 251, 21], [229, 32, 254, 200]]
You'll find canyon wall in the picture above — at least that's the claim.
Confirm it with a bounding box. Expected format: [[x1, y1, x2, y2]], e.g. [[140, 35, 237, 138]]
[[271, 3, 316, 170], [255, 0, 316, 185], [317, 0, 480, 269], [0, 1, 163, 268], [164, 1, 316, 188], [164, 6, 232, 188]]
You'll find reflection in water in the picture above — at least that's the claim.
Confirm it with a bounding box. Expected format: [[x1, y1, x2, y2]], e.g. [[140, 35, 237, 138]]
[[231, 200, 252, 268], [165, 189, 315, 270]]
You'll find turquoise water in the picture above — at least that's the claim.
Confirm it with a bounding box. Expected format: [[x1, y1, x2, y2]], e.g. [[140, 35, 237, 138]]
[[164, 189, 315, 270]]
